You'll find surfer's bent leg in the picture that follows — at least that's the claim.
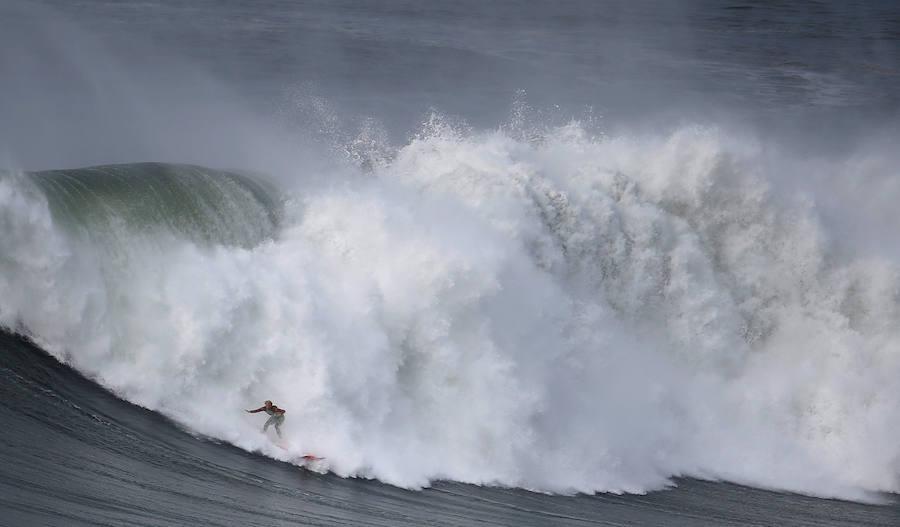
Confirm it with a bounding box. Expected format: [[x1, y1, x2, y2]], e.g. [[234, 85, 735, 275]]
[[263, 415, 276, 433], [263, 414, 285, 437]]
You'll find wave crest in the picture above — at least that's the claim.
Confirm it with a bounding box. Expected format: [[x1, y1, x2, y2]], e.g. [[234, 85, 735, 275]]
[[1, 125, 898, 500]]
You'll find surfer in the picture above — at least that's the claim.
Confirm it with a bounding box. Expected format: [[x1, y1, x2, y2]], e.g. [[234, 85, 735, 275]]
[[246, 400, 286, 437]]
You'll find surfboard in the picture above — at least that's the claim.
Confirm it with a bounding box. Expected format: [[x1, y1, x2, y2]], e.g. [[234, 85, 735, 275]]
[[274, 442, 325, 462]]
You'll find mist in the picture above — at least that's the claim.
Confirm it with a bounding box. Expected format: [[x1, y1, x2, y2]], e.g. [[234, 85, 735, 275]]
[[1, 0, 899, 503], [4, 0, 897, 172]]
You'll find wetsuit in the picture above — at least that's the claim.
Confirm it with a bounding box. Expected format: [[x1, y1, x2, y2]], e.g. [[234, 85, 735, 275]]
[[247, 403, 286, 437]]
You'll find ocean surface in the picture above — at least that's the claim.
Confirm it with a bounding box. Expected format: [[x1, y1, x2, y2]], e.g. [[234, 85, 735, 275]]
[[1, 1, 900, 525]]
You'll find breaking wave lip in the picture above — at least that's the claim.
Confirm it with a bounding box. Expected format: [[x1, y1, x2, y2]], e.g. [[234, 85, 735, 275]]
[[28, 162, 282, 248], [1, 121, 898, 503]]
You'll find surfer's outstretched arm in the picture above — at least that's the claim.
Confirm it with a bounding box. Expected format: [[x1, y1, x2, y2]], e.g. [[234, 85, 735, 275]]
[[247, 400, 286, 415]]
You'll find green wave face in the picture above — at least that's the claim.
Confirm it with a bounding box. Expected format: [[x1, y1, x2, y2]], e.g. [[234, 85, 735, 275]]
[[29, 163, 281, 249]]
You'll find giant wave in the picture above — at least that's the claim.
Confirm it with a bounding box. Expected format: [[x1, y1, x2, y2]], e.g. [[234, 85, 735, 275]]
[[1, 122, 898, 501]]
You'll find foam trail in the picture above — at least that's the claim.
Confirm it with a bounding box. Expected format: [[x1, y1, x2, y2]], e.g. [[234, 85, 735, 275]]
[[0, 122, 898, 500]]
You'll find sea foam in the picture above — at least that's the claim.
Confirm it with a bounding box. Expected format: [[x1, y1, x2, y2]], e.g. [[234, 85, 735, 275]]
[[1, 122, 898, 500]]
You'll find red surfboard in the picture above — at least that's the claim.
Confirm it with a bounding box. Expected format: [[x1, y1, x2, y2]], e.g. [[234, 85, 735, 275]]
[[274, 443, 325, 461]]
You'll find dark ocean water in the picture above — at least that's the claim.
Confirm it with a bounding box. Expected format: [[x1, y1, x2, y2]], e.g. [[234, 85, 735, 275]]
[[3, 0, 899, 168], [2, 1, 900, 525], [1, 331, 897, 526]]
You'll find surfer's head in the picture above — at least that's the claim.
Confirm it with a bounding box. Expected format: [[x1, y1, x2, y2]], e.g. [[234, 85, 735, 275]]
[[265, 400, 272, 406]]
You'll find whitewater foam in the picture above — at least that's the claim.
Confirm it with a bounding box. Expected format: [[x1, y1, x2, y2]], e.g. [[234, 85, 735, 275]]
[[1, 122, 898, 500]]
